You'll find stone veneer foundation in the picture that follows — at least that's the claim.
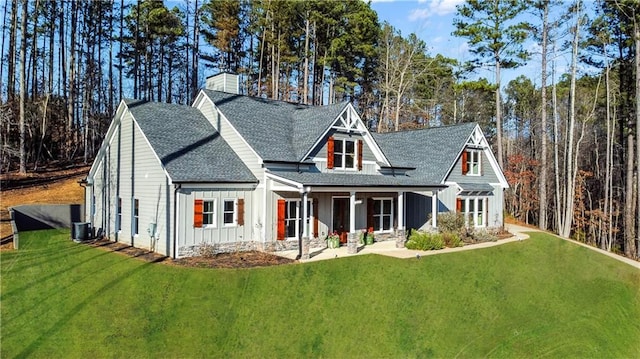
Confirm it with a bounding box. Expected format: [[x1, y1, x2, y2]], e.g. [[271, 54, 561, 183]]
[[177, 231, 407, 258]]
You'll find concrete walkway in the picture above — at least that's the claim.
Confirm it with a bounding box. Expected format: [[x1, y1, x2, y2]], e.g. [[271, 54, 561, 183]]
[[276, 223, 531, 263], [275, 224, 640, 270]]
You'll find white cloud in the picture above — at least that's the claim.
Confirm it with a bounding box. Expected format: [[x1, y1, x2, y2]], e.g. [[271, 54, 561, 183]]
[[408, 8, 430, 21], [409, 0, 464, 21]]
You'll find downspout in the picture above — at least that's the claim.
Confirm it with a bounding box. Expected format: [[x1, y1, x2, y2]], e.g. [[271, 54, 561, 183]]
[[172, 183, 181, 259], [115, 122, 121, 242]]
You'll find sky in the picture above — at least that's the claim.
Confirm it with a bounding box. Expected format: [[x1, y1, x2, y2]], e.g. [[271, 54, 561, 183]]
[[370, 0, 469, 64], [368, 0, 596, 87]]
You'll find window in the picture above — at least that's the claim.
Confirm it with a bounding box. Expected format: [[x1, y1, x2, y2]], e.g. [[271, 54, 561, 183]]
[[280, 199, 314, 239], [116, 197, 122, 231], [333, 138, 356, 169], [373, 198, 393, 232], [203, 200, 216, 227], [285, 201, 297, 238], [463, 150, 481, 175], [457, 197, 487, 227], [223, 199, 236, 226], [133, 198, 139, 235]]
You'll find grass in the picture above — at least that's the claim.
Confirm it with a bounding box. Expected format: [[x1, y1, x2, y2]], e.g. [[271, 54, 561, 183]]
[[2, 230, 639, 358]]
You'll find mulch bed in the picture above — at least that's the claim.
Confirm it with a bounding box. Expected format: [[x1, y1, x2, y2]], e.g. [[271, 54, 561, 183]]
[[87, 238, 296, 268], [172, 251, 296, 269]]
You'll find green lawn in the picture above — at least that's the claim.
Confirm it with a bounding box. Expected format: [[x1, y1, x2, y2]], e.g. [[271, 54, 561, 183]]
[[2, 230, 639, 358]]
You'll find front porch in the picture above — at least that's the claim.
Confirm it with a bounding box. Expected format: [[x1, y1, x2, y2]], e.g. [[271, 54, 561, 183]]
[[267, 171, 444, 259], [273, 223, 524, 262]]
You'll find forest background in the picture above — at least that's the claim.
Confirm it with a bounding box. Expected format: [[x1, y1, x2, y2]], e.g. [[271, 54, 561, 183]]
[[0, 0, 638, 260]]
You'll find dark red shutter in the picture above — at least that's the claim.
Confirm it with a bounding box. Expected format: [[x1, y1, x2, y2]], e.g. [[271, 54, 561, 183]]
[[277, 199, 286, 240], [313, 200, 319, 238], [461, 151, 469, 175], [456, 198, 462, 212], [327, 136, 335, 169], [367, 198, 374, 230], [194, 199, 203, 227], [357, 140, 363, 171], [237, 198, 245, 226]]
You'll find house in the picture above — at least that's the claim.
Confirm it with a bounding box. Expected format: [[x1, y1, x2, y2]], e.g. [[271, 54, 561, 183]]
[[84, 73, 509, 259]]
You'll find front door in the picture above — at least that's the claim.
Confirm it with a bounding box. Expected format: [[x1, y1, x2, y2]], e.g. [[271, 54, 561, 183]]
[[332, 198, 350, 243]]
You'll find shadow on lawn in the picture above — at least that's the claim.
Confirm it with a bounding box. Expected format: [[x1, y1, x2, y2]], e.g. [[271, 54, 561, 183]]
[[15, 260, 157, 358]]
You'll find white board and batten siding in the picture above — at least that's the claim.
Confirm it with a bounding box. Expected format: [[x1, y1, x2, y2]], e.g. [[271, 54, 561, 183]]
[[176, 188, 255, 249], [101, 109, 173, 256]]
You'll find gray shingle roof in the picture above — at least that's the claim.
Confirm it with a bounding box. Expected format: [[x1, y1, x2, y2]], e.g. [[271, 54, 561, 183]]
[[457, 182, 495, 193], [373, 122, 477, 183], [271, 171, 445, 188], [126, 100, 257, 183], [203, 90, 347, 162]]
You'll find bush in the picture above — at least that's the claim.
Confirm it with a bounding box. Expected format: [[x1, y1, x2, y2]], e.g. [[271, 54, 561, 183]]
[[471, 229, 498, 243], [405, 230, 445, 250], [437, 212, 466, 233], [442, 231, 463, 248]]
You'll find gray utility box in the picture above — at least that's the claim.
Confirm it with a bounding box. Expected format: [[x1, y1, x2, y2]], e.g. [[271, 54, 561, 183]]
[[72, 222, 91, 242]]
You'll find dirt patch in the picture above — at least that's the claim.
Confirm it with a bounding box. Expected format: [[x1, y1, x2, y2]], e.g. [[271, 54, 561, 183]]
[[87, 238, 296, 268]]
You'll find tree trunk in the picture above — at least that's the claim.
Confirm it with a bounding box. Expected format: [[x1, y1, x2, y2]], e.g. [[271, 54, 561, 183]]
[[1, 1, 9, 102], [552, 41, 562, 234], [7, 0, 18, 102], [67, 0, 78, 160], [603, 43, 613, 251], [635, 16, 640, 258], [303, 15, 310, 105], [495, 57, 503, 169], [560, 4, 581, 238], [539, 1, 549, 231], [30, 0, 40, 99], [191, 0, 199, 101], [18, 0, 28, 174]]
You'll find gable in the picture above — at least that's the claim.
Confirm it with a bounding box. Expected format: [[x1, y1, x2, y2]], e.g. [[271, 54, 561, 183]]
[[129, 101, 257, 183], [303, 104, 390, 166], [87, 100, 129, 182], [443, 125, 508, 188]]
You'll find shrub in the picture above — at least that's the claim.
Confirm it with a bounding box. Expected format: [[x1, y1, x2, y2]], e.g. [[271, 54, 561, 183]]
[[437, 211, 466, 233], [406, 230, 445, 250], [442, 231, 463, 248], [471, 229, 498, 243]]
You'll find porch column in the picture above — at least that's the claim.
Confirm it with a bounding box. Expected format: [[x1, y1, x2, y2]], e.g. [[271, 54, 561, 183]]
[[301, 191, 310, 260], [302, 191, 309, 238], [432, 190, 438, 228], [347, 191, 358, 254], [396, 191, 406, 248], [397, 191, 404, 231]]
